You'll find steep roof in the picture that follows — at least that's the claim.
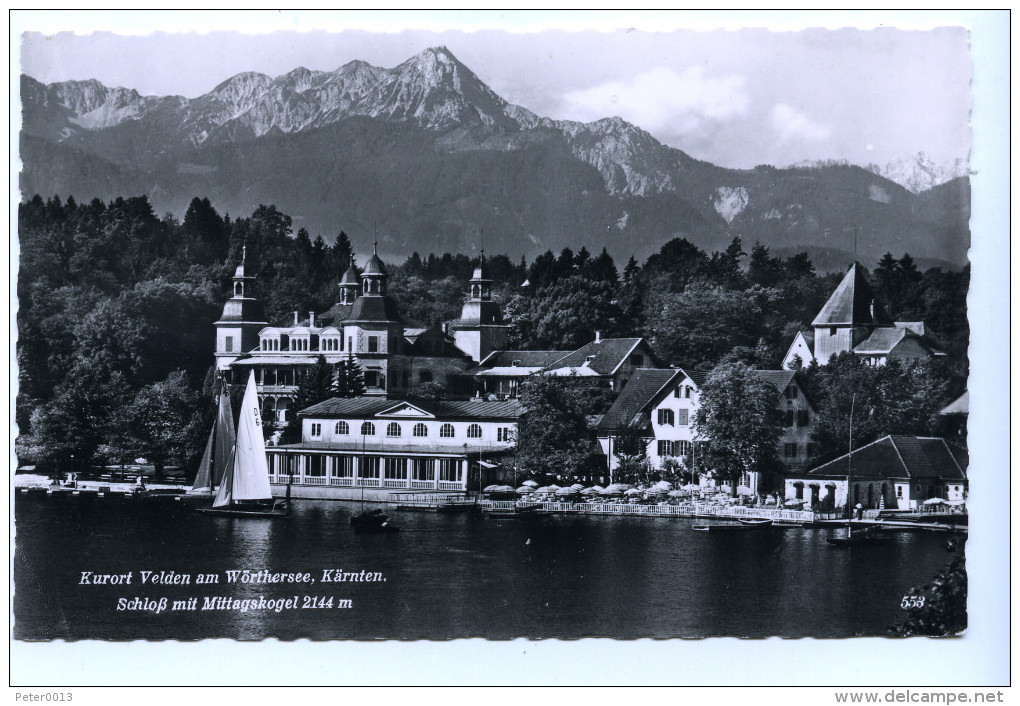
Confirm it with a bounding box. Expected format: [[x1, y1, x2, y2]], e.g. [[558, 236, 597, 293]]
[[317, 302, 354, 326], [545, 338, 653, 376], [216, 297, 268, 324], [852, 327, 910, 355], [346, 295, 404, 324], [472, 350, 570, 371], [596, 368, 685, 433], [803, 435, 967, 480], [812, 263, 893, 327], [300, 396, 524, 420], [685, 370, 710, 387], [754, 370, 797, 393]]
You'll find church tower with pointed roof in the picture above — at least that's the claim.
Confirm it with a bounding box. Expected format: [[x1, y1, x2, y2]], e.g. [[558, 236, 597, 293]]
[[811, 262, 893, 365], [453, 251, 510, 362], [214, 245, 268, 370]]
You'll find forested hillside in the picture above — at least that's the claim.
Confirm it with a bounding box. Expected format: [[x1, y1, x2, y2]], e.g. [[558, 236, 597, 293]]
[[16, 193, 969, 473]]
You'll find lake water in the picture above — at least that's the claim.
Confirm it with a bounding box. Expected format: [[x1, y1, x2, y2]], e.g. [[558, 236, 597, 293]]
[[13, 494, 962, 640]]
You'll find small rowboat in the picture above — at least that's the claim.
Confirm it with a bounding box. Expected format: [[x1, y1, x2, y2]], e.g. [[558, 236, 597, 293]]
[[692, 523, 758, 532], [826, 525, 889, 546], [737, 518, 774, 527]]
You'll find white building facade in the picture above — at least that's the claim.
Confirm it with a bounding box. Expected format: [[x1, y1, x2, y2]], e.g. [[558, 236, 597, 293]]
[[267, 397, 522, 500]]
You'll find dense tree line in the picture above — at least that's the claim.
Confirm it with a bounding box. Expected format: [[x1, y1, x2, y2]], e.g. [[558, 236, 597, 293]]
[[17, 193, 969, 478]]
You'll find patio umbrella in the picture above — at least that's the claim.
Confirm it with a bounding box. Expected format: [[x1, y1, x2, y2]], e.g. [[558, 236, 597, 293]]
[[570, 483, 584, 490], [580, 487, 599, 495], [555, 487, 577, 496], [516, 486, 536, 494], [483, 484, 501, 493], [652, 480, 673, 492], [922, 497, 948, 505], [624, 488, 643, 496], [682, 483, 700, 491], [667, 490, 687, 498], [590, 485, 605, 493], [737, 485, 753, 496], [493, 485, 516, 493], [522, 480, 539, 487]]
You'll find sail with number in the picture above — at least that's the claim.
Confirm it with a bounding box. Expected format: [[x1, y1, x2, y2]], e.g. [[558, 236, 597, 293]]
[[188, 388, 236, 496], [212, 370, 273, 508]]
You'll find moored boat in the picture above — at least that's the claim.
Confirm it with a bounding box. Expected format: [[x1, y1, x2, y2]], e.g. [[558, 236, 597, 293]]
[[692, 522, 760, 532], [351, 509, 400, 533], [196, 371, 287, 518], [737, 518, 774, 527], [826, 525, 889, 546]]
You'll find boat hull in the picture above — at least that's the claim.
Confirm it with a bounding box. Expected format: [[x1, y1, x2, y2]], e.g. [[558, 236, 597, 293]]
[[196, 507, 288, 518]]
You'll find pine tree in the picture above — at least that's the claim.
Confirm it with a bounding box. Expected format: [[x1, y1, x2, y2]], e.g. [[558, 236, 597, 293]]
[[333, 352, 366, 398], [281, 355, 335, 443]]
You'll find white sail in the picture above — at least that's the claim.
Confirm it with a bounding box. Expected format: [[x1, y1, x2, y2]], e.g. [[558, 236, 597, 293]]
[[187, 425, 216, 495], [213, 371, 273, 507]]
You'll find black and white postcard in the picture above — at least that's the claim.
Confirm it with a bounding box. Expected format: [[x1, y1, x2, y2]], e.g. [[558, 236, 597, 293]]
[[10, 10, 1009, 687]]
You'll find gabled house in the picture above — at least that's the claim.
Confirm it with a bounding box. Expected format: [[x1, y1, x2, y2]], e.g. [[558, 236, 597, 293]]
[[466, 350, 573, 399], [465, 335, 665, 399], [541, 335, 664, 391], [784, 435, 968, 511], [782, 263, 945, 369], [596, 367, 817, 493]]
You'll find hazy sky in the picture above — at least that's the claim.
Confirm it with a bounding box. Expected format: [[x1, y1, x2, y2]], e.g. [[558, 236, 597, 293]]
[[17, 14, 973, 170]]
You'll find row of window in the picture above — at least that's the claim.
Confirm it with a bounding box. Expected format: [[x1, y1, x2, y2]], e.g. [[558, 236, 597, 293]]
[[270, 454, 462, 482], [310, 421, 512, 441], [656, 440, 693, 457], [672, 385, 695, 399], [656, 408, 690, 426]]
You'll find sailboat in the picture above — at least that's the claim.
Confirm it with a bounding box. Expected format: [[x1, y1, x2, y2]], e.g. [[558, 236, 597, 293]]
[[350, 431, 399, 532], [197, 370, 288, 518], [827, 393, 887, 546], [185, 385, 236, 501]]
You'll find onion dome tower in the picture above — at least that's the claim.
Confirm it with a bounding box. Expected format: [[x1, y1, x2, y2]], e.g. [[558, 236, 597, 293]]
[[342, 242, 404, 393], [214, 244, 268, 370], [453, 250, 509, 362], [339, 255, 360, 305]]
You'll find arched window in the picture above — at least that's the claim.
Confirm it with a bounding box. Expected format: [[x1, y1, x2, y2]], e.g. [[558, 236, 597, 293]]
[[386, 422, 401, 438], [467, 424, 482, 439], [440, 423, 455, 438], [413, 423, 428, 437], [335, 421, 349, 436], [361, 422, 375, 436]]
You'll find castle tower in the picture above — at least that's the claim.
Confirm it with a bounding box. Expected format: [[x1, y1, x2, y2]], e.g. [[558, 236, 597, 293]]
[[342, 242, 404, 393], [454, 251, 509, 362], [339, 255, 360, 305], [811, 262, 892, 365], [214, 245, 268, 370]]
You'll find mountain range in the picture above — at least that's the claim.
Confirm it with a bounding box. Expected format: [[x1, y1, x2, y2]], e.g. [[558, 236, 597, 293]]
[[19, 46, 970, 269]]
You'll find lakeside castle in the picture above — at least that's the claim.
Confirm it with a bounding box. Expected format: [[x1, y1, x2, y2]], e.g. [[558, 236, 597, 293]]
[[213, 244, 509, 422]]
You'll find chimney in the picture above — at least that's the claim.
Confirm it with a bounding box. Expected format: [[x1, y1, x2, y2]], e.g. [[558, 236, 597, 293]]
[[309, 311, 316, 327], [595, 331, 601, 343], [293, 311, 299, 326]]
